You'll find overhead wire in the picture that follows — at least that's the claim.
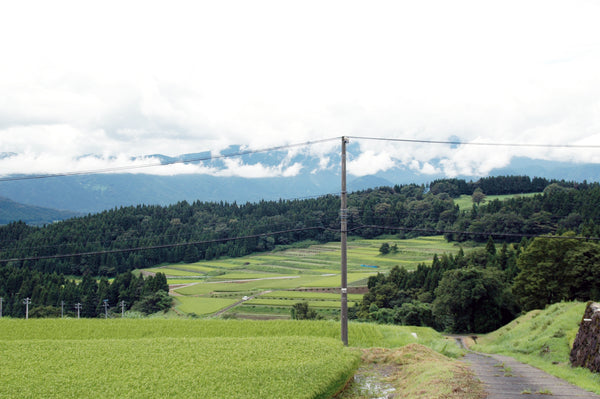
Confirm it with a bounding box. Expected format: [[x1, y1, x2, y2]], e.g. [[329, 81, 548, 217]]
[[347, 224, 600, 242], [1, 135, 599, 264], [0, 137, 340, 182], [347, 136, 600, 148], [0, 226, 326, 263]]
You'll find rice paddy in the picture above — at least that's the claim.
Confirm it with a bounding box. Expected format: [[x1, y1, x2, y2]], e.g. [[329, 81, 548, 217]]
[[144, 235, 463, 318]]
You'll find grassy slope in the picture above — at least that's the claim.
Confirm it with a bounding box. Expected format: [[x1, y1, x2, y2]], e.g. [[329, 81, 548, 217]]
[[472, 301, 600, 394], [454, 192, 540, 211]]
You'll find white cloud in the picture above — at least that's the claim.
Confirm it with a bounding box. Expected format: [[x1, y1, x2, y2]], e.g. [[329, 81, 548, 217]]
[[0, 0, 599, 178], [348, 151, 396, 177]]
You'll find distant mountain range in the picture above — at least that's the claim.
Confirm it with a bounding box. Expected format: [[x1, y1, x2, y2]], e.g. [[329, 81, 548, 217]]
[[1, 147, 600, 225], [0, 196, 80, 226]]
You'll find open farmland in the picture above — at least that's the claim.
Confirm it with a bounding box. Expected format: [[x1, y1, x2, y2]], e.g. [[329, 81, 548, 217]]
[[143, 236, 463, 317], [0, 319, 461, 398], [454, 192, 541, 211]]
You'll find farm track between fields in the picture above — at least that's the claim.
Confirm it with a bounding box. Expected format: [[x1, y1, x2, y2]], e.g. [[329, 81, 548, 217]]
[[456, 337, 600, 398]]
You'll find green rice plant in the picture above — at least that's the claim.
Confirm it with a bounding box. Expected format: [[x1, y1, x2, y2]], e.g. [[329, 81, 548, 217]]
[[243, 299, 347, 309], [0, 318, 455, 353], [145, 235, 464, 283], [0, 335, 359, 399], [302, 273, 376, 288], [165, 278, 206, 285], [206, 272, 291, 280], [261, 291, 363, 301], [174, 297, 239, 315], [145, 267, 203, 277]]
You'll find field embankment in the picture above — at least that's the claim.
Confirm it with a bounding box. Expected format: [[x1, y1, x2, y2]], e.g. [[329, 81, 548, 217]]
[[337, 345, 484, 399]]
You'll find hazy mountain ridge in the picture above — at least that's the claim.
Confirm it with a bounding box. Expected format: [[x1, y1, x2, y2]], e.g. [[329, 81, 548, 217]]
[[1, 148, 599, 223], [0, 196, 80, 226]]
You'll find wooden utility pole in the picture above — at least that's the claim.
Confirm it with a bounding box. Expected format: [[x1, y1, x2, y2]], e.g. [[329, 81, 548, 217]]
[[75, 303, 82, 319], [120, 300, 126, 317], [340, 136, 349, 346], [0, 297, 3, 318], [61, 300, 64, 318], [103, 299, 109, 319]]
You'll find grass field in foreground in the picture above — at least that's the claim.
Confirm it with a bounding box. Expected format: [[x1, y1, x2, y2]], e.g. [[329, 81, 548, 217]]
[[472, 301, 600, 394], [0, 319, 463, 398], [0, 336, 357, 399]]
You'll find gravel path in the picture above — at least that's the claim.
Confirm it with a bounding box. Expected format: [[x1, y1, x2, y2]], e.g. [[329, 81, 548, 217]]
[[462, 350, 600, 398]]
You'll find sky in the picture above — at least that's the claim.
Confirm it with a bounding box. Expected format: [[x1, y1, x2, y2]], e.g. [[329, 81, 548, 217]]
[[1, 0, 600, 178]]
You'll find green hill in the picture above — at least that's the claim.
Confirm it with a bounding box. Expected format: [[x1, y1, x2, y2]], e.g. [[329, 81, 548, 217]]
[[0, 196, 79, 225]]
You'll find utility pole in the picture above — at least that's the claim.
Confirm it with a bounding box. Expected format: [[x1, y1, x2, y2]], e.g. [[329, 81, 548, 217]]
[[75, 303, 82, 319], [103, 299, 109, 319], [119, 300, 126, 317], [60, 300, 64, 318], [340, 136, 349, 346], [23, 297, 31, 319], [0, 297, 3, 318]]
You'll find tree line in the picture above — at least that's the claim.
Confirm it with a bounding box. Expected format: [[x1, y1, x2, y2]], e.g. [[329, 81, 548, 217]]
[[0, 267, 170, 318], [355, 233, 600, 333], [1, 174, 600, 319]]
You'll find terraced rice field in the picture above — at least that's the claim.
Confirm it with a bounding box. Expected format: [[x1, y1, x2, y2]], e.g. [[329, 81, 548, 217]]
[[142, 235, 463, 317]]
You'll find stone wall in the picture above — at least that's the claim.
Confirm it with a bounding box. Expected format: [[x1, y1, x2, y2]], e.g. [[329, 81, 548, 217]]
[[570, 302, 600, 372]]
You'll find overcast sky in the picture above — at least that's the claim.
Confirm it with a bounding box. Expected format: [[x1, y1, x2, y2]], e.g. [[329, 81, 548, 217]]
[[1, 0, 599, 178]]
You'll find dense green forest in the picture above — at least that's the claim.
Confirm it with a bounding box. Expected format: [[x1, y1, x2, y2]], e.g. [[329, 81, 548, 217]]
[[1, 175, 600, 321], [0, 268, 170, 318], [356, 233, 600, 333]]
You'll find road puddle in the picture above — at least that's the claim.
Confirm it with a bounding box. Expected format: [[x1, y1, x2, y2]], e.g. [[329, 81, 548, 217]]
[[336, 365, 397, 398]]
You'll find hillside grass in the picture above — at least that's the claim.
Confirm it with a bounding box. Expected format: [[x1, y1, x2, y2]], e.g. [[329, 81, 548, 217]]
[[472, 301, 600, 394], [454, 192, 540, 211]]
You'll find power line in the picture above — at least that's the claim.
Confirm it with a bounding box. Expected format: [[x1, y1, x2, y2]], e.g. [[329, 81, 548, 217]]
[[0, 226, 325, 263], [3, 220, 599, 265], [4, 134, 596, 183], [350, 224, 600, 242], [0, 137, 340, 182], [0, 216, 327, 251], [348, 136, 600, 149]]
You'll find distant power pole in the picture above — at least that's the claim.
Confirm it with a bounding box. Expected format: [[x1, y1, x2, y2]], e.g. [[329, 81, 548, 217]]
[[60, 300, 64, 318], [75, 303, 82, 319], [119, 300, 126, 317], [23, 297, 31, 319], [340, 136, 349, 346], [0, 297, 3, 318], [103, 299, 109, 319]]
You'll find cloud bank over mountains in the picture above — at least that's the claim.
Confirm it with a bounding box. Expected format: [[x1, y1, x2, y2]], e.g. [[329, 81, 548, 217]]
[[1, 1, 600, 180]]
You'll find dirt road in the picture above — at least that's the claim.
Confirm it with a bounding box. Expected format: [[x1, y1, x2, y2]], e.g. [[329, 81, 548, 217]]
[[461, 346, 600, 398]]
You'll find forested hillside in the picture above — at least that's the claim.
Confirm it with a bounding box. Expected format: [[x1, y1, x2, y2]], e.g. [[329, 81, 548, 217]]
[[2, 175, 600, 319]]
